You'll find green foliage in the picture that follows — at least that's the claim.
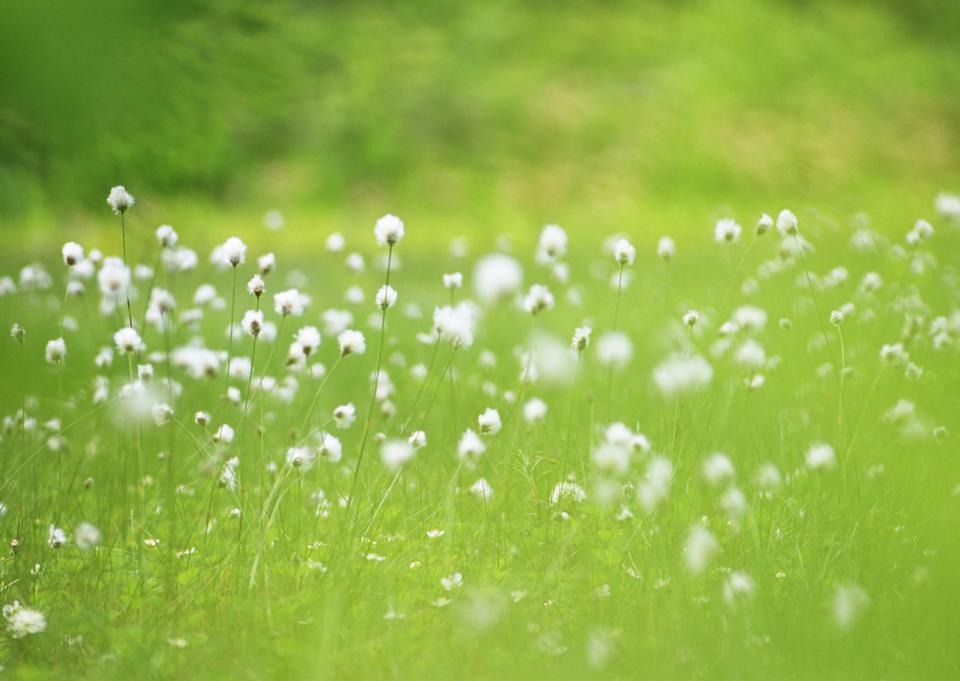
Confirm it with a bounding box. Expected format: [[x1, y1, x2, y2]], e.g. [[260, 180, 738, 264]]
[[1, 0, 959, 219]]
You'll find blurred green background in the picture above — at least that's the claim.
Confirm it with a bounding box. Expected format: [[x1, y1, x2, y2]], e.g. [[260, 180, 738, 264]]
[[1, 0, 958, 249]]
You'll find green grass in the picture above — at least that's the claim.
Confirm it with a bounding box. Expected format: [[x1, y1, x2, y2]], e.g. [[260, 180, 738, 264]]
[[0, 203, 958, 679]]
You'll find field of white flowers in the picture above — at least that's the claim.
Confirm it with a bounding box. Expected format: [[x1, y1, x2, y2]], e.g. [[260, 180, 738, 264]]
[[1, 188, 959, 679]]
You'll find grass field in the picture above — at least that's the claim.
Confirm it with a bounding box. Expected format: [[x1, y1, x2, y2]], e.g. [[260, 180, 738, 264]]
[[1, 193, 959, 679]]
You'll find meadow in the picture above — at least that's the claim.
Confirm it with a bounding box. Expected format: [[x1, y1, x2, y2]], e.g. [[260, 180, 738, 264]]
[[2, 0, 960, 678], [0, 188, 959, 679]]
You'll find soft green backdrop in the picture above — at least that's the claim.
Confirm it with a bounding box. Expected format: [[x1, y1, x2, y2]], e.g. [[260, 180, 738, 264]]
[[1, 0, 958, 253]]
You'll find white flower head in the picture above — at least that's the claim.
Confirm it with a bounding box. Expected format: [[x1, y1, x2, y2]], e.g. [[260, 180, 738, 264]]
[[258, 252, 276, 275], [754, 213, 773, 235], [613, 238, 636, 266], [107, 185, 135, 214], [683, 526, 718, 575], [596, 331, 633, 368], [443, 272, 463, 289], [703, 452, 735, 485], [458, 428, 486, 460], [247, 275, 265, 298], [477, 407, 502, 435], [522, 284, 554, 315], [523, 398, 547, 424], [326, 232, 345, 253], [295, 326, 322, 356], [74, 522, 102, 551], [474, 254, 523, 304], [653, 354, 713, 398], [3, 601, 46, 639], [805, 443, 836, 470], [571, 326, 592, 352], [468, 478, 494, 502], [62, 242, 84, 267], [273, 288, 306, 317], [241, 310, 263, 337], [156, 225, 178, 248], [374, 214, 405, 246], [408, 430, 427, 449], [220, 237, 247, 267], [657, 236, 675, 261], [433, 303, 477, 348], [45, 337, 67, 364], [114, 327, 145, 354], [333, 403, 356, 429], [714, 219, 742, 243], [375, 285, 398, 310], [380, 439, 415, 471], [338, 329, 366, 357], [538, 224, 568, 260], [776, 209, 798, 236]]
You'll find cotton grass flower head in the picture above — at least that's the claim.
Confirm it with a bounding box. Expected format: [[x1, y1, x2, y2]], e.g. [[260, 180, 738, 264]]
[[571, 326, 592, 352], [443, 272, 463, 289], [477, 408, 502, 435], [637, 456, 673, 513], [218, 237, 247, 267], [935, 192, 960, 221], [44, 336, 68, 365], [474, 254, 523, 304], [776, 209, 798, 236], [523, 398, 547, 424], [613, 238, 635, 266], [273, 288, 306, 317], [48, 525, 67, 549], [338, 329, 366, 357], [550, 480, 587, 505], [151, 403, 173, 426], [683, 526, 718, 575], [596, 331, 632, 368], [374, 214, 405, 246], [714, 219, 742, 243], [683, 310, 700, 328], [333, 403, 356, 429], [408, 430, 427, 449], [458, 428, 486, 461], [295, 326, 321, 356], [62, 242, 84, 267], [722, 572, 755, 608], [703, 452, 735, 485], [310, 432, 341, 463], [834, 584, 869, 630], [286, 446, 315, 471], [74, 522, 102, 551], [805, 443, 836, 470], [538, 224, 568, 260], [433, 303, 477, 348], [114, 327, 145, 354], [380, 439, 415, 471], [3, 601, 46, 639], [653, 354, 713, 398], [106, 185, 135, 214], [468, 478, 493, 502], [522, 284, 554, 315], [657, 236, 675, 261], [247, 275, 265, 298], [375, 285, 398, 310], [756, 213, 773, 235], [257, 252, 276, 275], [156, 225, 178, 248]]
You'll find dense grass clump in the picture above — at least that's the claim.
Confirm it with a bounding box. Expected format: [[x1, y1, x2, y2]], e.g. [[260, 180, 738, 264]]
[[0, 191, 959, 679]]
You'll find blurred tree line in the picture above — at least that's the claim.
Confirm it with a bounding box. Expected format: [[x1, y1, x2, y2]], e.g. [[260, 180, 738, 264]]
[[1, 0, 958, 215]]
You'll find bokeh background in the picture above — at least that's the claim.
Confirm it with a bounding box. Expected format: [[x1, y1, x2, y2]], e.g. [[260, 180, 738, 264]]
[[1, 0, 958, 253]]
